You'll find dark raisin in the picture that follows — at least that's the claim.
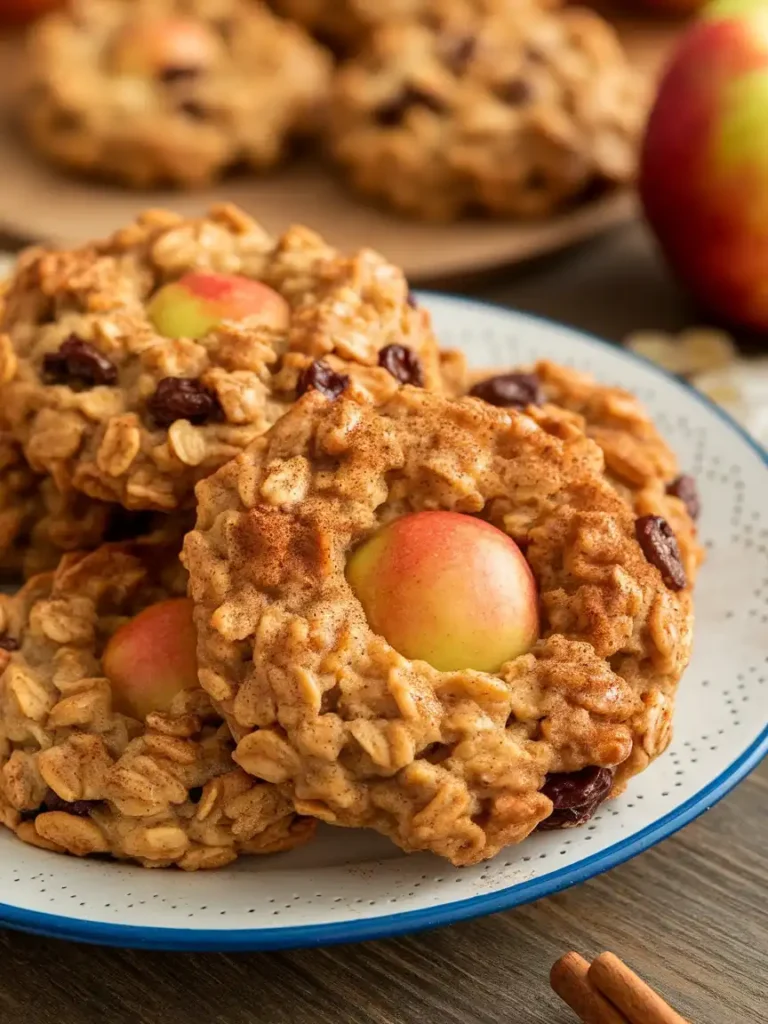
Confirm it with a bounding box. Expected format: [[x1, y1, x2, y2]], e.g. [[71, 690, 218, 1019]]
[[441, 34, 476, 75], [374, 86, 446, 127], [666, 474, 700, 521], [43, 336, 118, 388], [542, 766, 614, 810], [296, 360, 349, 401], [178, 99, 208, 120], [42, 791, 102, 818], [0, 636, 19, 651], [635, 515, 687, 591], [469, 372, 543, 410], [19, 807, 42, 822], [148, 377, 221, 428], [104, 508, 155, 544], [537, 766, 615, 831], [378, 345, 425, 387], [496, 79, 533, 105], [188, 787, 204, 805], [538, 804, 602, 831], [159, 66, 201, 83]]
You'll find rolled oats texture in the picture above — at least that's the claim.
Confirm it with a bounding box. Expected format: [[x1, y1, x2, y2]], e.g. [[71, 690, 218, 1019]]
[[184, 386, 695, 866], [0, 203, 444, 512], [0, 543, 315, 868]]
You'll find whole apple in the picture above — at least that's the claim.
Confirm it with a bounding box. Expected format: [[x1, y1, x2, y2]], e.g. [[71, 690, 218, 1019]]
[[640, 0, 768, 331], [346, 510, 539, 673]]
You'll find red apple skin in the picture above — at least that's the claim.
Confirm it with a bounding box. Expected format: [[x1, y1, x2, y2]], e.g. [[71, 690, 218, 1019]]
[[346, 511, 539, 674], [148, 272, 290, 340], [103, 598, 199, 721], [640, 6, 768, 330]]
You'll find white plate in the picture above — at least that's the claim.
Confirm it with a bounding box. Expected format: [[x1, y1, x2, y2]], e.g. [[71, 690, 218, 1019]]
[[1, 295, 766, 951]]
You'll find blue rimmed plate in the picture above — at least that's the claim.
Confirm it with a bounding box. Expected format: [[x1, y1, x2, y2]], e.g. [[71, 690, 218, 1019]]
[[1, 295, 766, 951]]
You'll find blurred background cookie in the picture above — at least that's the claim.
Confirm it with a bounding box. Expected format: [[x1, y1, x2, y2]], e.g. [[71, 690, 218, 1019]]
[[328, 5, 646, 220], [22, 0, 332, 187]]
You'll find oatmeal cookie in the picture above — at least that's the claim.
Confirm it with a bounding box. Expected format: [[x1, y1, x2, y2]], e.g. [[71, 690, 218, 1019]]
[[184, 386, 694, 865], [1, 203, 443, 512], [23, 0, 332, 188], [467, 360, 704, 583], [0, 544, 315, 868], [328, 6, 646, 220]]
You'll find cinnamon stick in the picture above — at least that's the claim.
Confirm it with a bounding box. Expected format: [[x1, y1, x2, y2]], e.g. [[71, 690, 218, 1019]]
[[550, 952, 629, 1024], [588, 952, 690, 1024]]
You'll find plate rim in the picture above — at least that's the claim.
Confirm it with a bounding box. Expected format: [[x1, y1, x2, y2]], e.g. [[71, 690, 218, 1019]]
[[1, 295, 765, 952]]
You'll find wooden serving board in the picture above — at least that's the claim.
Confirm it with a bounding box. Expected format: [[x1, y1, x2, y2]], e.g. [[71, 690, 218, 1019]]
[[0, 14, 681, 281]]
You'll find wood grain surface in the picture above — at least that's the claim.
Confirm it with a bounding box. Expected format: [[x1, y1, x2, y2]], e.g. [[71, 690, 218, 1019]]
[[0, 222, 765, 1024]]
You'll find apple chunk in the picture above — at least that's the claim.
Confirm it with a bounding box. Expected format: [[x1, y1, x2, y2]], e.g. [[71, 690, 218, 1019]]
[[346, 511, 539, 673], [148, 272, 290, 340], [103, 597, 199, 720]]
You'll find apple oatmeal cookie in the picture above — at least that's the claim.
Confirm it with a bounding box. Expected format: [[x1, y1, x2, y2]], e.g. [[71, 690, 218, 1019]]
[[184, 386, 694, 866], [328, 5, 646, 220], [1, 203, 443, 512], [0, 544, 315, 868], [23, 0, 332, 188], [467, 360, 704, 583]]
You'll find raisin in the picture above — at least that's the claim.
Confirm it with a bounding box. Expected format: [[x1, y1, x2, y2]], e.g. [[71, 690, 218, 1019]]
[[538, 805, 602, 831], [104, 508, 155, 544], [296, 360, 349, 401], [43, 336, 118, 388], [188, 787, 204, 805], [666, 474, 700, 521], [469, 372, 543, 410], [43, 791, 102, 818], [542, 766, 614, 810], [159, 66, 201, 83], [496, 79, 533, 105], [0, 636, 18, 651], [635, 515, 687, 591], [148, 377, 221, 428], [378, 345, 425, 387], [441, 34, 476, 75], [537, 766, 615, 831], [375, 86, 446, 127]]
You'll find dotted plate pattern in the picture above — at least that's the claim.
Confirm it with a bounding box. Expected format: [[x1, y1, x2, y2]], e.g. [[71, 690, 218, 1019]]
[[1, 295, 766, 951]]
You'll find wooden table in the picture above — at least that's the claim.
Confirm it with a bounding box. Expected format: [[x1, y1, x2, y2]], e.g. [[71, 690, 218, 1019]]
[[0, 222, 765, 1024]]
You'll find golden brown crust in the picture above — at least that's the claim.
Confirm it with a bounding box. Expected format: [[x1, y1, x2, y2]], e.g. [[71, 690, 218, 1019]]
[[23, 0, 332, 188], [0, 544, 315, 868], [184, 387, 694, 865], [2, 204, 443, 512], [466, 360, 704, 584]]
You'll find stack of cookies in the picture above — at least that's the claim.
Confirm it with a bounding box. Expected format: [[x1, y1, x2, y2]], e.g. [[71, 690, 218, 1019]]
[[20, 0, 647, 220], [0, 203, 701, 869]]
